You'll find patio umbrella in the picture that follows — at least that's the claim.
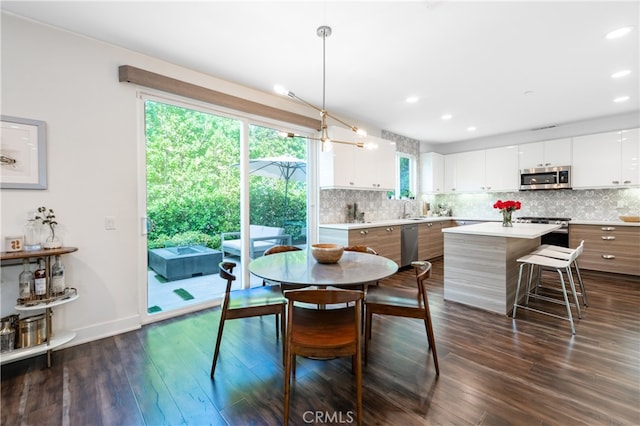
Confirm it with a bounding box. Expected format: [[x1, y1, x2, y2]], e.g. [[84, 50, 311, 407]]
[[237, 155, 306, 227]]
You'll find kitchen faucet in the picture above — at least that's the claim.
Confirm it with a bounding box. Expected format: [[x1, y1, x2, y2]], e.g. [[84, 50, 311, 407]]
[[402, 200, 414, 218]]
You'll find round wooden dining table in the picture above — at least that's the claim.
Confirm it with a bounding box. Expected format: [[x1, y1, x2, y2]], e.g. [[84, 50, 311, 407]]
[[249, 249, 398, 288]]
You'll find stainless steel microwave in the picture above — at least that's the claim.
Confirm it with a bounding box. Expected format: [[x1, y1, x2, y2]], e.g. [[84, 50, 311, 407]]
[[520, 166, 571, 190]]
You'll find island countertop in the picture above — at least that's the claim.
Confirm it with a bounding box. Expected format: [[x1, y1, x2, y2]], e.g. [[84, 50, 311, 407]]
[[442, 222, 561, 238]]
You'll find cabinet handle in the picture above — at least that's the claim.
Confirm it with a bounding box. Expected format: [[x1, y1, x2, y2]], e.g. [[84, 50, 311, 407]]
[[544, 163, 551, 166], [427, 223, 433, 228], [601, 236, 616, 240], [601, 254, 615, 260], [624, 180, 631, 184], [612, 180, 620, 184], [386, 227, 394, 232], [359, 230, 368, 235], [601, 227, 615, 231]]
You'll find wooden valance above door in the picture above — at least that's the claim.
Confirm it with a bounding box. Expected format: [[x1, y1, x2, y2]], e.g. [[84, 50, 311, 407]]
[[118, 65, 321, 131]]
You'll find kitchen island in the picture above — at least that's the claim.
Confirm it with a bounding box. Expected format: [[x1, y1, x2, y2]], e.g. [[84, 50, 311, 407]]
[[442, 222, 561, 315]]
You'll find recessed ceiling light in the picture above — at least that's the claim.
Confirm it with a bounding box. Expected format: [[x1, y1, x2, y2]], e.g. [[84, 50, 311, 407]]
[[611, 70, 631, 79], [406, 96, 419, 103], [614, 96, 630, 103], [467, 126, 476, 132], [441, 114, 452, 120], [605, 26, 633, 40]]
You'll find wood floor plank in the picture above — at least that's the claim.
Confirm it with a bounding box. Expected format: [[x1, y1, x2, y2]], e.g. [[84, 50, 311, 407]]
[[1, 259, 638, 425]]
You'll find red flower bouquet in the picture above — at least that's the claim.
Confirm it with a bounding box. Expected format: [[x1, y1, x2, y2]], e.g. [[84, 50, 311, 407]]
[[493, 200, 521, 227], [493, 200, 522, 212]]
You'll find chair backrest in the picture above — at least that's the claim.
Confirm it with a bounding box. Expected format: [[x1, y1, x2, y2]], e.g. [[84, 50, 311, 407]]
[[219, 261, 236, 295], [344, 245, 378, 255], [412, 260, 433, 304], [284, 288, 363, 306], [264, 245, 302, 256], [575, 240, 585, 257]]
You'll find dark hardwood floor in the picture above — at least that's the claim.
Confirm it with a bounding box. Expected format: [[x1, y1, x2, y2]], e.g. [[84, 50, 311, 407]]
[[2, 259, 639, 425]]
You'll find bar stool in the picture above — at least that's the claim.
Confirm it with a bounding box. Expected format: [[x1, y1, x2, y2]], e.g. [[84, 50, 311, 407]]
[[512, 249, 581, 335], [531, 240, 587, 306]]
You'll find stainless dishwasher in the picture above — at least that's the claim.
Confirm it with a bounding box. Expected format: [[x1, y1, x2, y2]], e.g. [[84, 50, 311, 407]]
[[401, 224, 419, 267]]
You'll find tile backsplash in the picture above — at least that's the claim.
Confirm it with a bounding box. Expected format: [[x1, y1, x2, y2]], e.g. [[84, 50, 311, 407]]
[[319, 187, 640, 223]]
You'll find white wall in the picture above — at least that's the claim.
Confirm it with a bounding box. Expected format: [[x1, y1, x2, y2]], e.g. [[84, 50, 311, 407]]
[[0, 13, 321, 347]]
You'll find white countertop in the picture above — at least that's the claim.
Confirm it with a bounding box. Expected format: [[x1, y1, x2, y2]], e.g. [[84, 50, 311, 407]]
[[319, 217, 455, 230], [442, 222, 561, 239], [319, 217, 639, 230]]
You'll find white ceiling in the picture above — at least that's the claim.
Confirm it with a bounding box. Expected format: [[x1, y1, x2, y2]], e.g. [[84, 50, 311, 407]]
[[2, 1, 638, 144]]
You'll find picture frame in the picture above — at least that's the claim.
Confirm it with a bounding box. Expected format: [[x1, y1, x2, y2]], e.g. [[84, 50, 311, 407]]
[[0, 115, 47, 189]]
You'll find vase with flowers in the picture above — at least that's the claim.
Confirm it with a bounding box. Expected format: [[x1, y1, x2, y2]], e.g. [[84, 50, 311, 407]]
[[493, 199, 521, 227], [36, 206, 61, 249]]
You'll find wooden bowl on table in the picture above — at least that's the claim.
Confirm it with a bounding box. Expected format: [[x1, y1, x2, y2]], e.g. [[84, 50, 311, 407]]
[[311, 243, 344, 264]]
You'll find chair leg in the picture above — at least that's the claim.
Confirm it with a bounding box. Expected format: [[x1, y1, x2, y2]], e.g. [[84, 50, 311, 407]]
[[280, 309, 286, 366], [557, 270, 576, 335], [355, 341, 363, 426], [283, 352, 293, 426], [513, 263, 526, 317], [423, 313, 439, 375], [565, 267, 582, 319], [210, 315, 226, 379], [364, 310, 373, 365], [573, 261, 588, 306]]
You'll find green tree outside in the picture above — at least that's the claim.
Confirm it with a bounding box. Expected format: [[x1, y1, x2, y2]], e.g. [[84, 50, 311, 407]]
[[145, 100, 307, 250]]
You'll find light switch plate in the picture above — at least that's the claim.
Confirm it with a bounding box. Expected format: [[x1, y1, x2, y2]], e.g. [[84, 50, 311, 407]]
[[105, 216, 116, 230]]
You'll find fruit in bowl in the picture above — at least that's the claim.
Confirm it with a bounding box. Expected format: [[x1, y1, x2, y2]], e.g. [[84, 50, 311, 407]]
[[311, 243, 344, 264]]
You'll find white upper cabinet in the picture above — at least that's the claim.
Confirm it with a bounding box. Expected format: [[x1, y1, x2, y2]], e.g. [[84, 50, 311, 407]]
[[444, 153, 457, 193], [455, 150, 486, 192], [485, 146, 519, 191], [518, 138, 572, 169], [572, 128, 640, 188], [420, 152, 444, 194], [443, 146, 518, 193], [318, 126, 395, 190]]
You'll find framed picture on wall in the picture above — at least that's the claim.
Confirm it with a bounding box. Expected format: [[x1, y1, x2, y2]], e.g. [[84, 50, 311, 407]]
[[0, 115, 47, 189]]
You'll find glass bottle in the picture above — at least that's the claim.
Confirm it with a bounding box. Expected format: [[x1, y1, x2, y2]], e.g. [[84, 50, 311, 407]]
[[0, 318, 15, 353], [33, 258, 47, 300], [51, 255, 66, 295], [18, 259, 33, 302]]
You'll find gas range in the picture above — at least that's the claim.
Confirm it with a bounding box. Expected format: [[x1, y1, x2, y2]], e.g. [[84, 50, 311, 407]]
[[515, 216, 571, 228], [516, 217, 571, 247]]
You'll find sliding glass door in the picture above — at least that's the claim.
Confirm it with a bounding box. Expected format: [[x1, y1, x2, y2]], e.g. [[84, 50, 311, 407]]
[[141, 95, 312, 319]]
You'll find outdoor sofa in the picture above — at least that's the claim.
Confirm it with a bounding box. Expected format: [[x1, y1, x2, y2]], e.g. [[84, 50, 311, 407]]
[[221, 225, 292, 259]]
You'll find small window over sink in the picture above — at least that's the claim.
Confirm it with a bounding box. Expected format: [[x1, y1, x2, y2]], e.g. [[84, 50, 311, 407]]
[[396, 152, 416, 199]]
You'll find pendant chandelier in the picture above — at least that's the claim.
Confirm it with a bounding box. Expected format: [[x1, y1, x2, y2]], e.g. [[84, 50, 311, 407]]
[[275, 26, 373, 151]]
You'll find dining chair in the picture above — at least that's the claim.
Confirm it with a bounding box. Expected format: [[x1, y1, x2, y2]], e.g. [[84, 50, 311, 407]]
[[210, 261, 287, 378], [531, 240, 587, 306], [364, 260, 439, 375], [344, 245, 380, 290], [283, 288, 364, 426], [344, 245, 378, 255], [512, 249, 581, 335], [262, 245, 302, 286]]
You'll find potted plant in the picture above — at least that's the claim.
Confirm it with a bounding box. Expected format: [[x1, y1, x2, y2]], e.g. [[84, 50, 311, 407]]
[[36, 206, 61, 249]]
